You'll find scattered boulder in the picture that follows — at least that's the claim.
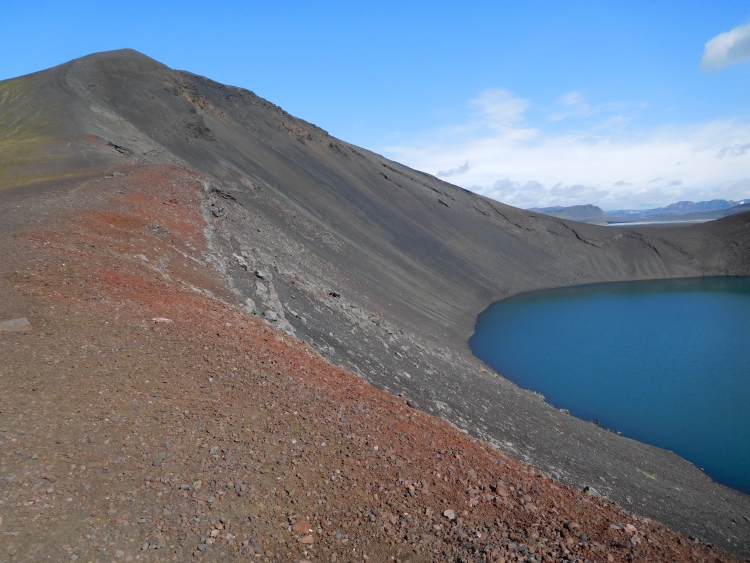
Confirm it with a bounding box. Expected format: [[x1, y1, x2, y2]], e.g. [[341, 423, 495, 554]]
[[243, 298, 257, 315], [583, 485, 602, 497], [263, 310, 278, 322], [233, 253, 249, 271]]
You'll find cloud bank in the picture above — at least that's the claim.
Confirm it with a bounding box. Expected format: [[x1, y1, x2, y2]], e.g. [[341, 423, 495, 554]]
[[701, 22, 750, 70], [384, 89, 750, 209], [437, 161, 470, 177]]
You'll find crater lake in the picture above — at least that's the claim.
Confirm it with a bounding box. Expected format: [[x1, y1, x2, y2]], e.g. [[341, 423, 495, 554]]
[[470, 277, 750, 494]]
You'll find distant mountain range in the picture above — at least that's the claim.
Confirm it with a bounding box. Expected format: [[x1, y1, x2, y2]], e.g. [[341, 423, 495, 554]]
[[530, 199, 750, 225]]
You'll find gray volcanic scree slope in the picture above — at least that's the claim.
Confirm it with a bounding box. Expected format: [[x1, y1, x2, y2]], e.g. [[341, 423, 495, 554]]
[[2, 49, 749, 555]]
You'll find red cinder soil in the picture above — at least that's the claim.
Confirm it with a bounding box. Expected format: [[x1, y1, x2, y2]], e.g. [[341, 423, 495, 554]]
[[0, 165, 740, 562]]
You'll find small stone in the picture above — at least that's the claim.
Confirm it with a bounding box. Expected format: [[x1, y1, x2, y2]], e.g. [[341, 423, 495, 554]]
[[406, 400, 417, 408], [209, 447, 219, 454], [115, 550, 125, 558], [443, 509, 456, 521], [233, 253, 249, 270], [198, 543, 208, 552], [243, 298, 257, 315], [299, 535, 314, 544], [292, 520, 311, 535], [263, 310, 278, 322], [0, 317, 32, 332], [584, 485, 600, 496]]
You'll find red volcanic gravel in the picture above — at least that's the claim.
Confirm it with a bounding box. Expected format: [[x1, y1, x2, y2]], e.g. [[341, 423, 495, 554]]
[[0, 165, 740, 562]]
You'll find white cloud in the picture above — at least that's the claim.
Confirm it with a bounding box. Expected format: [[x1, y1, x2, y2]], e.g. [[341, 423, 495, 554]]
[[548, 91, 593, 121], [469, 88, 530, 130], [701, 22, 750, 70], [547, 92, 636, 125], [437, 160, 470, 177], [383, 89, 750, 209], [717, 142, 750, 158], [481, 179, 547, 208]]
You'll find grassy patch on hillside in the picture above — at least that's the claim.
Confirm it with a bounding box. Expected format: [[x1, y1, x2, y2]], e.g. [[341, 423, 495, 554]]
[[0, 76, 63, 190]]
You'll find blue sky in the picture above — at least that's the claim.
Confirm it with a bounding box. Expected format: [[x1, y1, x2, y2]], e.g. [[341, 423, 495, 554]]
[[2, 1, 750, 209]]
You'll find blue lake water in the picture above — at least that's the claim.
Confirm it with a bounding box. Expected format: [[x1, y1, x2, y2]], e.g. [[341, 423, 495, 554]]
[[469, 277, 750, 494]]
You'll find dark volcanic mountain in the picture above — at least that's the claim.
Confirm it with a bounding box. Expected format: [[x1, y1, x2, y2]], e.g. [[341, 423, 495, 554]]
[[2, 49, 749, 555], [528, 204, 607, 223]]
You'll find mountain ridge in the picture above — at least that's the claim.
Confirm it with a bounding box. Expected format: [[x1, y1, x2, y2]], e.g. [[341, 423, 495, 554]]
[[531, 199, 750, 224]]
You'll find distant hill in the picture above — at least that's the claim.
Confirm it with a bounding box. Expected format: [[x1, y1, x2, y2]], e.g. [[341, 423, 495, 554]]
[[528, 204, 606, 222], [531, 199, 750, 224], [657, 199, 739, 214]]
